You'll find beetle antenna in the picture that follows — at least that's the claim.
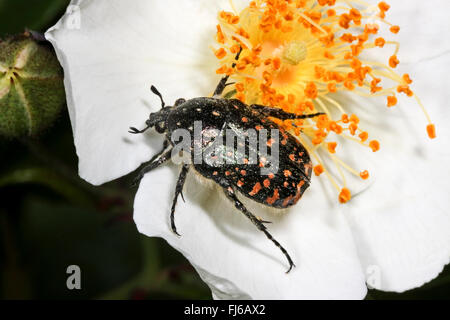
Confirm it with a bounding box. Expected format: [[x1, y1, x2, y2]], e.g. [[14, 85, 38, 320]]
[[151, 85, 165, 109], [129, 126, 150, 134]]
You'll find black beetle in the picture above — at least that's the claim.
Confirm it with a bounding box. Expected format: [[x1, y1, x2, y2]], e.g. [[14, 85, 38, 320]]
[[130, 49, 323, 273]]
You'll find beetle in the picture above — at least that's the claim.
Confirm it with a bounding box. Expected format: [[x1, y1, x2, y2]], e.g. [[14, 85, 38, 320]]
[[129, 49, 323, 273]]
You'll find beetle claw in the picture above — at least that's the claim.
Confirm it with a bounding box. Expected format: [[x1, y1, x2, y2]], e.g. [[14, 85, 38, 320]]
[[129, 127, 140, 134], [285, 262, 296, 274]]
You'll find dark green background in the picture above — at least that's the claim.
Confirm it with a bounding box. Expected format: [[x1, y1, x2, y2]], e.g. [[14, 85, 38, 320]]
[[0, 0, 448, 300]]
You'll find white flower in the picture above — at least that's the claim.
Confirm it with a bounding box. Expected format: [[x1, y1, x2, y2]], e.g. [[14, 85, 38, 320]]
[[46, 0, 450, 299]]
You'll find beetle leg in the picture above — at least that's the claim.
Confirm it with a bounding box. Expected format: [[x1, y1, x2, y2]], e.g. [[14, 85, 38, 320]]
[[132, 149, 173, 187], [213, 47, 243, 97], [251, 104, 325, 120], [143, 139, 170, 165], [222, 184, 295, 273], [170, 164, 190, 236]]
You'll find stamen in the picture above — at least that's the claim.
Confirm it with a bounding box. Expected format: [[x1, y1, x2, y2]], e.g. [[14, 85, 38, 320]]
[[213, 0, 435, 203]]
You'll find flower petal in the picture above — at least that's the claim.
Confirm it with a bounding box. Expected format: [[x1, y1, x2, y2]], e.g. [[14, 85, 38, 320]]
[[344, 52, 450, 291], [134, 165, 367, 300], [45, 0, 230, 185], [387, 0, 450, 64]]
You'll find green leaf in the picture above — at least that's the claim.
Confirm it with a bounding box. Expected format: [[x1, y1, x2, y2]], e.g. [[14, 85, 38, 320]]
[[99, 236, 160, 300], [0, 167, 92, 206], [19, 199, 144, 299], [0, 0, 70, 35]]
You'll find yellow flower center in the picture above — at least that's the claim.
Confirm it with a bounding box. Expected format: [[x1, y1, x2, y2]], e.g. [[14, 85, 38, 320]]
[[282, 40, 308, 65], [213, 0, 435, 203]]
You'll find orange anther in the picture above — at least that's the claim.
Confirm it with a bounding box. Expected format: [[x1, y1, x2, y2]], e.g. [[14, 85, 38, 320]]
[[216, 65, 228, 74], [375, 37, 386, 48], [327, 9, 336, 17], [349, 9, 362, 25], [349, 114, 360, 124], [339, 13, 351, 29], [390, 25, 400, 34], [349, 123, 358, 135], [344, 80, 355, 91], [216, 25, 226, 44], [327, 142, 337, 154], [339, 188, 352, 203], [324, 51, 335, 59], [359, 132, 369, 142], [378, 2, 390, 12], [397, 85, 414, 97], [427, 124, 436, 139], [387, 95, 397, 107], [312, 137, 323, 145], [369, 140, 380, 152], [389, 55, 400, 68], [214, 48, 227, 59], [273, 57, 282, 70], [236, 93, 246, 103], [305, 82, 318, 99], [328, 82, 337, 93], [314, 165, 325, 176], [341, 33, 355, 43], [360, 170, 370, 180], [235, 83, 245, 92], [403, 74, 413, 84], [231, 16, 240, 24], [284, 11, 294, 21]]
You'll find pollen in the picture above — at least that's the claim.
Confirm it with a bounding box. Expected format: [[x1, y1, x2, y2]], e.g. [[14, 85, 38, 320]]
[[339, 188, 352, 204], [314, 165, 324, 176], [427, 124, 436, 139], [360, 170, 370, 180], [213, 0, 435, 203], [369, 140, 381, 152], [214, 48, 227, 59]]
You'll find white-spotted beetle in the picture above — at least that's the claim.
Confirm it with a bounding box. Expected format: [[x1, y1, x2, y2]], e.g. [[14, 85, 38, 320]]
[[130, 49, 323, 273]]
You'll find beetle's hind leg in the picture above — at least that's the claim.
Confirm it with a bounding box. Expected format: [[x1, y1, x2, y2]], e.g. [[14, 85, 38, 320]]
[[213, 47, 243, 97], [222, 185, 295, 273], [170, 164, 190, 236]]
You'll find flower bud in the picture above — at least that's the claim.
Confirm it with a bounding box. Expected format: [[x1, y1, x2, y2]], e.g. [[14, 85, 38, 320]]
[[0, 32, 65, 138]]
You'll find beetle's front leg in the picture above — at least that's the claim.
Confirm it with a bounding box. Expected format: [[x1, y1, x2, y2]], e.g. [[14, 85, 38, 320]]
[[213, 47, 243, 97], [132, 149, 173, 187]]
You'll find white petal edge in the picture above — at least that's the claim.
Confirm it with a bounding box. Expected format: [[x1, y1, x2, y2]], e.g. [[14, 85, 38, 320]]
[[134, 164, 367, 300], [45, 0, 231, 185]]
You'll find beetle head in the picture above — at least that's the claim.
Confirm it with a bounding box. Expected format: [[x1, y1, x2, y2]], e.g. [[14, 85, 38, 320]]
[[146, 106, 172, 134]]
